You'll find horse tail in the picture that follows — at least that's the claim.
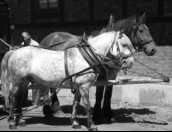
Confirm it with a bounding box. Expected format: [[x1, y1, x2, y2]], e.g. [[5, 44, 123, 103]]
[[1, 50, 15, 109]]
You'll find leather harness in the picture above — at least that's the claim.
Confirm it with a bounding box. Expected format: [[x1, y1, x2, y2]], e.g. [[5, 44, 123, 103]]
[[63, 35, 126, 93]]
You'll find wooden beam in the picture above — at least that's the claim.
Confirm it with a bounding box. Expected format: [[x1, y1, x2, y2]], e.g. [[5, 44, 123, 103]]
[[28, 80, 120, 90]]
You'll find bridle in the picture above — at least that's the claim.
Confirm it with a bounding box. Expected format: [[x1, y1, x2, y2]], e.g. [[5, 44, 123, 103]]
[[109, 32, 133, 61], [132, 23, 154, 52]]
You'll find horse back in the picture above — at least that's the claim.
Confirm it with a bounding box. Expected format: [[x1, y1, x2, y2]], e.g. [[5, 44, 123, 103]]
[[40, 32, 83, 51]]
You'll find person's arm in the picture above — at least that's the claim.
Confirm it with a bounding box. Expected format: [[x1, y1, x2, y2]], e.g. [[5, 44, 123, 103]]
[[21, 42, 25, 46], [30, 39, 39, 46]]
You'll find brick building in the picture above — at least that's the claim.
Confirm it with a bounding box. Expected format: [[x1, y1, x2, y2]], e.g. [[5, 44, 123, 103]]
[[0, 0, 172, 78]]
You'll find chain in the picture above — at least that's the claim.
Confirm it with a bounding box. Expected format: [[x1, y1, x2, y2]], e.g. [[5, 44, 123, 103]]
[[134, 57, 166, 77], [125, 57, 170, 82]]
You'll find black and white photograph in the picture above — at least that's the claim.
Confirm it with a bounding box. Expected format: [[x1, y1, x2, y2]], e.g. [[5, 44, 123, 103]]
[[0, 0, 172, 131]]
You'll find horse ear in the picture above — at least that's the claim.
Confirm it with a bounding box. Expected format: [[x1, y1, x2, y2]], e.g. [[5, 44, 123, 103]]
[[140, 12, 146, 23], [119, 30, 124, 38], [110, 14, 115, 25], [83, 32, 86, 37], [82, 32, 87, 41], [107, 14, 115, 31]]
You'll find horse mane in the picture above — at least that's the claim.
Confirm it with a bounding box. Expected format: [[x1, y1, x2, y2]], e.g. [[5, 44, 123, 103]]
[[113, 15, 137, 35], [91, 15, 137, 37], [88, 31, 120, 56], [91, 28, 107, 37]]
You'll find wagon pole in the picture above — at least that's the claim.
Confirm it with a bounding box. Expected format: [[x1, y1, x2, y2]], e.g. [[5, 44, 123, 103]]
[[0, 38, 15, 50]]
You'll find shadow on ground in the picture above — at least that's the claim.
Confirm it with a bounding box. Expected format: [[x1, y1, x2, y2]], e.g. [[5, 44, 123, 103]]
[[61, 105, 87, 116], [1, 102, 166, 126], [24, 106, 166, 127], [25, 116, 87, 127], [112, 108, 167, 125], [112, 108, 155, 123]]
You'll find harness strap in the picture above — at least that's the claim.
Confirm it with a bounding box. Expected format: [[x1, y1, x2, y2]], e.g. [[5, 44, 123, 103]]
[[80, 37, 108, 76], [64, 50, 75, 94]]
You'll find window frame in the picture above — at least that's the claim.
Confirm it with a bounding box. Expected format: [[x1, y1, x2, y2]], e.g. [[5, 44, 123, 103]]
[[35, 0, 60, 13], [31, 0, 64, 21]]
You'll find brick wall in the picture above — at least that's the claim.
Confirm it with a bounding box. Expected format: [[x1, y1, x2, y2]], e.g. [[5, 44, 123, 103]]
[[8, 0, 172, 79], [10, 0, 31, 24], [94, 0, 123, 20], [127, 0, 158, 17], [65, 0, 90, 22]]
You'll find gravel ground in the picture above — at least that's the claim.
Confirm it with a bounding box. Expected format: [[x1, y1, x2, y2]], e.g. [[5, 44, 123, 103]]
[[1, 76, 172, 131], [1, 97, 172, 131], [15, 96, 172, 131]]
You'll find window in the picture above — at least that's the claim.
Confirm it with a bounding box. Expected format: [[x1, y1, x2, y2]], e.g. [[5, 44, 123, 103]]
[[31, 0, 64, 21], [36, 0, 60, 12]]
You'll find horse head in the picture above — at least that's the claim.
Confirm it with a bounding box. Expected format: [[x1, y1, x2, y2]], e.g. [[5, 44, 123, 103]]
[[109, 31, 134, 71], [112, 13, 157, 56], [131, 13, 157, 56]]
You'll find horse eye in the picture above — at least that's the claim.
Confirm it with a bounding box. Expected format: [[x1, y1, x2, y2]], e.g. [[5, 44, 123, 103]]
[[139, 29, 144, 33], [123, 44, 128, 47]]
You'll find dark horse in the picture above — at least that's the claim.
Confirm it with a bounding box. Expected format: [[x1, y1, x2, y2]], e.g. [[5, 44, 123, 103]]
[[92, 13, 157, 124], [39, 13, 157, 127]]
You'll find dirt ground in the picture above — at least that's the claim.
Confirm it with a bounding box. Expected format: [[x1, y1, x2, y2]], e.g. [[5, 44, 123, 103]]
[[1, 96, 172, 131], [59, 96, 172, 131]]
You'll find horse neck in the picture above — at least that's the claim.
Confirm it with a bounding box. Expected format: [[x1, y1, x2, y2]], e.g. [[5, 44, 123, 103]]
[[88, 31, 118, 56], [113, 16, 136, 36]]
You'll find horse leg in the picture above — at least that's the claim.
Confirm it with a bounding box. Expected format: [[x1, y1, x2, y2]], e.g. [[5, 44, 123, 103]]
[[15, 81, 29, 127], [42, 88, 53, 118], [15, 98, 26, 127], [102, 85, 116, 122], [79, 85, 98, 131], [50, 88, 64, 117], [8, 82, 17, 129], [102, 74, 117, 123], [71, 88, 81, 129], [93, 75, 107, 124]]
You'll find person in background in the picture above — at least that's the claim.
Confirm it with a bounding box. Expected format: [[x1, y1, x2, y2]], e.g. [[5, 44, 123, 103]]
[[21, 32, 39, 47]]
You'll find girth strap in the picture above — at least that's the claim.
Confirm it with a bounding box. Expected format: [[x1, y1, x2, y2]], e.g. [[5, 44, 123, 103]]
[[64, 50, 75, 94]]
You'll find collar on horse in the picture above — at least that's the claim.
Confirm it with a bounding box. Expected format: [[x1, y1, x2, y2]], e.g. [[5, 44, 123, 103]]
[[78, 35, 110, 76]]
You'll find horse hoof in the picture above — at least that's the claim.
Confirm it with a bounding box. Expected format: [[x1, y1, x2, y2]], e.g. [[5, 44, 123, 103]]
[[89, 127, 98, 131], [110, 117, 117, 123], [72, 120, 81, 129], [19, 120, 27, 127], [93, 117, 108, 125], [9, 122, 17, 129], [72, 124, 81, 129], [53, 110, 65, 117], [43, 105, 53, 118]]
